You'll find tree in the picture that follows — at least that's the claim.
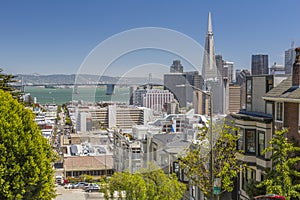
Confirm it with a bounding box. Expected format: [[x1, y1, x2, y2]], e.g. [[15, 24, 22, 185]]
[[0, 68, 21, 100], [245, 179, 266, 200], [258, 129, 300, 200], [107, 164, 186, 200], [139, 164, 186, 200], [108, 171, 147, 200], [179, 118, 242, 198], [0, 90, 56, 200]]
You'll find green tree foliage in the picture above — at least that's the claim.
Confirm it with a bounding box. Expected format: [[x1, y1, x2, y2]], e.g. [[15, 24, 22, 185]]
[[245, 179, 266, 200], [0, 90, 56, 200], [107, 164, 186, 200], [258, 129, 300, 200], [0, 68, 21, 100], [179, 118, 242, 198]]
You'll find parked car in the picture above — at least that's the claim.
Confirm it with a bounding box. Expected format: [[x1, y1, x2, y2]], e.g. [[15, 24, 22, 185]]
[[64, 183, 74, 189], [85, 184, 100, 193], [74, 182, 88, 189]]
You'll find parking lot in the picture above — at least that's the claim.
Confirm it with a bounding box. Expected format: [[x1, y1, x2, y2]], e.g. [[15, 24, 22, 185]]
[[55, 185, 105, 200]]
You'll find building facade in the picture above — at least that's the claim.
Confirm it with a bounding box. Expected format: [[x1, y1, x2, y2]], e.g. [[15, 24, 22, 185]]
[[142, 89, 174, 114], [231, 74, 289, 200], [251, 54, 269, 75], [284, 42, 296, 74]]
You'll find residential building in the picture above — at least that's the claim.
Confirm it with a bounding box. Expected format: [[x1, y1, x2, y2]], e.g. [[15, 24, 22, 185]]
[[251, 54, 269, 75], [263, 47, 300, 143], [231, 73, 289, 200]]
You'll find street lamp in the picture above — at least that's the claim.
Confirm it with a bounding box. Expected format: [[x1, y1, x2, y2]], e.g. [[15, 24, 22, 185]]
[[176, 84, 214, 199]]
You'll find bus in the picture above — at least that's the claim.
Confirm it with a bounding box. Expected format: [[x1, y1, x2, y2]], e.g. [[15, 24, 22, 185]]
[[254, 194, 285, 200]]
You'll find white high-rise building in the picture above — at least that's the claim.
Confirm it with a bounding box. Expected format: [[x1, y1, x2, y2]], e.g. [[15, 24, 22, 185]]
[[201, 12, 225, 114], [142, 89, 174, 114], [285, 42, 296, 74]]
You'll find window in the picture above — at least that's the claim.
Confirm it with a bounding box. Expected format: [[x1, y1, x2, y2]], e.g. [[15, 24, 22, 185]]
[[237, 129, 244, 151], [266, 76, 273, 93], [245, 129, 255, 153], [276, 102, 283, 121], [242, 168, 256, 191], [246, 79, 252, 111], [258, 131, 265, 157]]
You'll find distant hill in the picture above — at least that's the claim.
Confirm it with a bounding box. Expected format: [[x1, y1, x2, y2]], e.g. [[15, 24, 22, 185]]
[[15, 74, 163, 85]]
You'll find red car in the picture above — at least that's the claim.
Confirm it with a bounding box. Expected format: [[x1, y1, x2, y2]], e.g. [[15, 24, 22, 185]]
[[254, 194, 286, 200]]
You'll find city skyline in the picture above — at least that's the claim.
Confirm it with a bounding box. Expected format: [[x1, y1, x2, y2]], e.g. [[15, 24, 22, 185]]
[[1, 0, 300, 76]]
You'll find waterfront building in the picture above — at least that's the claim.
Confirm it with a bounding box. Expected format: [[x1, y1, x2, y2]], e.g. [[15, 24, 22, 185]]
[[251, 54, 269, 75], [284, 42, 296, 74]]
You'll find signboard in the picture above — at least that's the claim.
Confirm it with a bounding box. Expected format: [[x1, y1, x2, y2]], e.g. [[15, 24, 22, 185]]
[[213, 178, 221, 195]]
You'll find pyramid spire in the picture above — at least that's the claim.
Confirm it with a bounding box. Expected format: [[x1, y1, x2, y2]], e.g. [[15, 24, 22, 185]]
[[202, 12, 216, 80], [207, 12, 213, 35]]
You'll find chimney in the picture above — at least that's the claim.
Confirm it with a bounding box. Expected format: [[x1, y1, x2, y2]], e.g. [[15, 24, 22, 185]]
[[292, 47, 300, 86]]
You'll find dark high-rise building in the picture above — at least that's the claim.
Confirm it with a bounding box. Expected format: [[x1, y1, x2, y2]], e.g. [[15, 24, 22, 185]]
[[170, 60, 183, 73], [185, 71, 203, 90], [251, 54, 269, 75], [285, 42, 296, 74], [164, 60, 204, 107]]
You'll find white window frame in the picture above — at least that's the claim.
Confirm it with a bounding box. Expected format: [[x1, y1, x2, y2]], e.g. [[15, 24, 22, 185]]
[[275, 102, 284, 122]]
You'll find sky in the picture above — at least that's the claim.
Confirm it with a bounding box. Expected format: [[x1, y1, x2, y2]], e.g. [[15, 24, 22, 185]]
[[0, 0, 300, 77]]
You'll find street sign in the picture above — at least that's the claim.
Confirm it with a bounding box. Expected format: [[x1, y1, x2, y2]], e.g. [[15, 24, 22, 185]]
[[213, 178, 221, 195]]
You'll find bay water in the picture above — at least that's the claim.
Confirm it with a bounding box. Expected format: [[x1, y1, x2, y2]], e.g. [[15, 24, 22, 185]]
[[24, 86, 130, 105]]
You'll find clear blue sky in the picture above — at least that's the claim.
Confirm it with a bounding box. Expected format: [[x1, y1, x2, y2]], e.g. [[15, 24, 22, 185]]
[[0, 0, 299, 75]]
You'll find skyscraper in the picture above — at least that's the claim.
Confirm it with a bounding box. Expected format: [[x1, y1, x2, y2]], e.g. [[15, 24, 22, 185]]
[[251, 54, 269, 75], [202, 12, 218, 80], [285, 42, 296, 74], [170, 60, 184, 73], [201, 12, 225, 114]]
